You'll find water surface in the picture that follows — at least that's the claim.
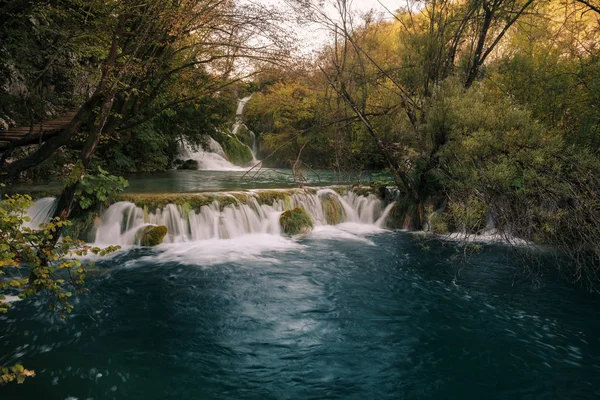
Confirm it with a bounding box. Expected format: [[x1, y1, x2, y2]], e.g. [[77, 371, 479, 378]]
[[1, 228, 599, 399], [5, 169, 381, 194]]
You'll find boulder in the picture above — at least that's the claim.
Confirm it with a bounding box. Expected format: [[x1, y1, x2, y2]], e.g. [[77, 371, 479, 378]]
[[136, 225, 168, 246], [178, 159, 199, 170], [279, 207, 313, 235]]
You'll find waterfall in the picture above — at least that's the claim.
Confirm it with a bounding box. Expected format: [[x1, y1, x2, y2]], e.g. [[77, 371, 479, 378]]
[[179, 140, 243, 171], [178, 96, 257, 170], [24, 197, 57, 229], [232, 95, 259, 163], [94, 188, 392, 246], [235, 95, 252, 122]]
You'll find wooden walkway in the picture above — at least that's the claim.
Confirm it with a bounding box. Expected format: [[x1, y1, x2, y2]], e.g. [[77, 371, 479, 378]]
[[0, 110, 77, 150]]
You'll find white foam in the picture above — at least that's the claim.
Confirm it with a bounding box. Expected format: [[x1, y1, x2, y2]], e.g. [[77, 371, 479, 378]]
[[138, 234, 304, 266], [309, 224, 380, 245], [179, 141, 244, 171]]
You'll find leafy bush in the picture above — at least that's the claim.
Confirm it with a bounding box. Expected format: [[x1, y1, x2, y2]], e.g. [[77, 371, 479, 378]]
[[75, 166, 129, 210]]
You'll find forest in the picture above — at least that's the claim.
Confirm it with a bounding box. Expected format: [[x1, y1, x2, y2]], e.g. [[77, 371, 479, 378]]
[[1, 0, 600, 397]]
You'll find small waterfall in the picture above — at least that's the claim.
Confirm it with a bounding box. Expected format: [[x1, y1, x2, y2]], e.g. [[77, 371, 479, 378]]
[[94, 188, 392, 245], [235, 95, 252, 123], [179, 141, 243, 171], [232, 95, 259, 163], [24, 197, 57, 229]]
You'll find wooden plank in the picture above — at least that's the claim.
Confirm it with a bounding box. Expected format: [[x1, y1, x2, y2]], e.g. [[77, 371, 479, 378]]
[[0, 110, 77, 147]]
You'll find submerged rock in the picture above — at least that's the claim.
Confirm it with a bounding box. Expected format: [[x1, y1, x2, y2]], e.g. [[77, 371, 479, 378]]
[[279, 207, 313, 235], [178, 159, 199, 170], [136, 225, 168, 246]]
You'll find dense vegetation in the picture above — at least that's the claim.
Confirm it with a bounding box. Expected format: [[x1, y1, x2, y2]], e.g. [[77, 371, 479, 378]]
[[243, 0, 600, 286]]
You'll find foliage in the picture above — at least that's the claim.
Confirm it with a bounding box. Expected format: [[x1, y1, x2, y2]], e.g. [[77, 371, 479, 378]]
[[245, 78, 337, 168], [0, 193, 120, 384], [75, 166, 128, 210], [0, 364, 35, 386], [279, 208, 314, 235], [0, 194, 120, 315]]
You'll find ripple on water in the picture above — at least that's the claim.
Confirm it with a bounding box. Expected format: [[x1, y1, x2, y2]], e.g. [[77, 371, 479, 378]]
[[1, 231, 600, 399]]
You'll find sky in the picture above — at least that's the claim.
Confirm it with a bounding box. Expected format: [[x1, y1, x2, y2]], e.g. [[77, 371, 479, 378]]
[[245, 0, 405, 57], [298, 0, 404, 55]]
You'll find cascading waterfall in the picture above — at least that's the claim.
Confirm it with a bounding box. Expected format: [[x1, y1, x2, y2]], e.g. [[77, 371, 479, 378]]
[[179, 139, 243, 171], [232, 95, 259, 163], [94, 188, 394, 246], [178, 96, 257, 170]]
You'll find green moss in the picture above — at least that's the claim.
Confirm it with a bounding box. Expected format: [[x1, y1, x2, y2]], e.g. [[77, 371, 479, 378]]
[[352, 186, 375, 197], [116, 193, 249, 213], [279, 207, 313, 235], [136, 225, 168, 246], [231, 192, 250, 204], [255, 190, 290, 206], [116, 194, 214, 211], [386, 199, 411, 229], [320, 193, 346, 225], [234, 124, 254, 148], [222, 135, 253, 166], [331, 186, 347, 196]]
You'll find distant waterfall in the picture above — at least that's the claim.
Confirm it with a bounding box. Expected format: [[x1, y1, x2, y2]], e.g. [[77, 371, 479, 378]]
[[94, 188, 394, 246], [179, 96, 257, 170], [179, 139, 242, 171], [232, 95, 259, 163]]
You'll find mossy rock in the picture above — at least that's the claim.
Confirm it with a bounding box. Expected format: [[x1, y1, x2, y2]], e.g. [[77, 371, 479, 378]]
[[222, 135, 253, 166], [235, 124, 254, 148], [178, 159, 199, 170], [352, 186, 375, 197], [116, 193, 245, 212], [320, 193, 346, 225], [279, 207, 313, 235], [386, 201, 410, 229], [331, 186, 347, 196], [255, 190, 290, 206], [136, 225, 168, 246]]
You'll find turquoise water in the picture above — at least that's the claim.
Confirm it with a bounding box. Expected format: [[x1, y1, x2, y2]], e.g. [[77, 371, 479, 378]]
[[6, 169, 381, 194], [1, 228, 599, 399]]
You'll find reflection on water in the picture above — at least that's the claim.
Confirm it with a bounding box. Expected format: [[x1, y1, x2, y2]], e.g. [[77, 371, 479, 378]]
[[1, 229, 600, 399], [124, 169, 373, 193], [5, 169, 381, 194]]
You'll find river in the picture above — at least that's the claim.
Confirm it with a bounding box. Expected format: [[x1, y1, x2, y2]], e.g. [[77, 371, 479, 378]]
[[2, 171, 600, 399]]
